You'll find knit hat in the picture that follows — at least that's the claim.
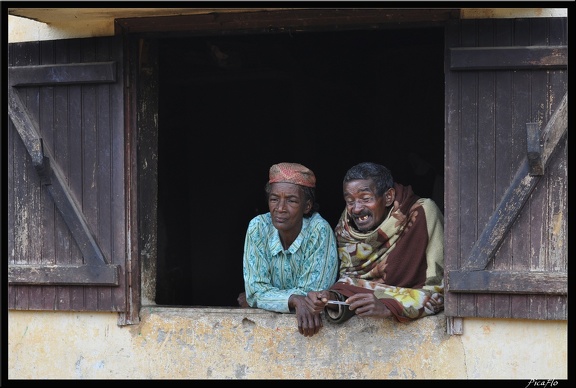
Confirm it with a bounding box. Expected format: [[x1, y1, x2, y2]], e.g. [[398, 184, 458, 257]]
[[269, 162, 316, 188]]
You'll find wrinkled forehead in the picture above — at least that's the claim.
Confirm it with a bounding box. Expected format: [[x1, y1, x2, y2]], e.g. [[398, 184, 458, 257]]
[[270, 181, 305, 196], [343, 179, 376, 196]]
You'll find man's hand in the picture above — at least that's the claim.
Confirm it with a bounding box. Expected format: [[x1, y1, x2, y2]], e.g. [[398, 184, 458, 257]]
[[290, 295, 324, 337], [347, 293, 391, 318], [425, 292, 444, 314]]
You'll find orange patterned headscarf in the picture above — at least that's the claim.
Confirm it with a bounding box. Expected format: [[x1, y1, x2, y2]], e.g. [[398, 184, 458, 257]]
[[269, 162, 316, 188]]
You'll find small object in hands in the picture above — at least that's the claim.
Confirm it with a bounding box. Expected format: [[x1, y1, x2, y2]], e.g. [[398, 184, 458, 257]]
[[325, 299, 354, 324], [327, 300, 350, 306]]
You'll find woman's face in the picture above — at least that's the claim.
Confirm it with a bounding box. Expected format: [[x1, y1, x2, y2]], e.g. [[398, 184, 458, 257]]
[[268, 182, 311, 233]]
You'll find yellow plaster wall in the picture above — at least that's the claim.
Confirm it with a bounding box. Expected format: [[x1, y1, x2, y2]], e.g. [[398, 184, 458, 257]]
[[6, 7, 568, 381], [8, 308, 567, 380]]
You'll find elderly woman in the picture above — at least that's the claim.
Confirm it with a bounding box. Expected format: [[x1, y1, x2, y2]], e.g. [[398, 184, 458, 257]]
[[238, 162, 339, 337]]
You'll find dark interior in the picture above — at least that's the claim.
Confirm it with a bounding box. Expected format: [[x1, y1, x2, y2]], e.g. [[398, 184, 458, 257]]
[[156, 27, 445, 307]]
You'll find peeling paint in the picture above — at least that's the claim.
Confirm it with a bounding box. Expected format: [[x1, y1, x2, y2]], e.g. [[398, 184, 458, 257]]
[[551, 211, 563, 236]]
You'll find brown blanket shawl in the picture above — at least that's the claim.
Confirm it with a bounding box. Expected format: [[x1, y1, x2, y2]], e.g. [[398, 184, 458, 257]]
[[329, 183, 444, 323]]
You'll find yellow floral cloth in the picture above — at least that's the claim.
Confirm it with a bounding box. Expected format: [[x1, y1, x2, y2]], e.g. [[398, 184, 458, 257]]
[[329, 183, 444, 323]]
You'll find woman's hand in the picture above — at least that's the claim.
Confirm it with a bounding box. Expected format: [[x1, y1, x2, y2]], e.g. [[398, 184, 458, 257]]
[[237, 292, 250, 308], [304, 290, 333, 314], [290, 295, 324, 337]]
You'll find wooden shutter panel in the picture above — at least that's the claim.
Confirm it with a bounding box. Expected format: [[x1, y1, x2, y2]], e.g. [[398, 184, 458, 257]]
[[7, 36, 133, 321], [444, 17, 567, 321]]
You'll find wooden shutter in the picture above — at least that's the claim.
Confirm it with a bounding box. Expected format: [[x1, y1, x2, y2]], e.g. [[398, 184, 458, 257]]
[[7, 36, 136, 323], [444, 17, 567, 322]]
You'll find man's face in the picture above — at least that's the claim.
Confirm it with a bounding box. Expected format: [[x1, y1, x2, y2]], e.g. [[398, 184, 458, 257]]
[[343, 179, 389, 232]]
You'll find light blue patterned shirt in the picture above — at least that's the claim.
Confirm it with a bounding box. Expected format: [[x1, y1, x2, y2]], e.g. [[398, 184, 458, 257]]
[[243, 212, 339, 313]]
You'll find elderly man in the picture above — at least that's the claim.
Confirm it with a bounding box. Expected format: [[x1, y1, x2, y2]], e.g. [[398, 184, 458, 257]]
[[304, 162, 444, 335]]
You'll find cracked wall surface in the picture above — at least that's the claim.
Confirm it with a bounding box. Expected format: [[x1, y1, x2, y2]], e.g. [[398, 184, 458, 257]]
[[8, 308, 567, 379]]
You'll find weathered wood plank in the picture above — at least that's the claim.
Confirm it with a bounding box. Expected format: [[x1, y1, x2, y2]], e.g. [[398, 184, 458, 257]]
[[8, 265, 120, 286], [83, 39, 103, 311], [448, 270, 567, 295], [506, 23, 533, 317], [53, 41, 76, 267], [66, 39, 87, 312], [8, 62, 117, 86], [9, 42, 40, 311], [522, 18, 552, 319], [443, 19, 461, 317], [450, 46, 567, 70], [474, 19, 497, 317], [456, 19, 479, 318], [7, 87, 47, 171], [115, 9, 460, 34]]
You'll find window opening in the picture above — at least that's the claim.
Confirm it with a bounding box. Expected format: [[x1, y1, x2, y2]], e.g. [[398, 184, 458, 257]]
[[155, 27, 445, 306]]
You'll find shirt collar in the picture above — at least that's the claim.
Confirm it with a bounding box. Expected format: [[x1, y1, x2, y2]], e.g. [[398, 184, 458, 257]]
[[268, 215, 311, 255]]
